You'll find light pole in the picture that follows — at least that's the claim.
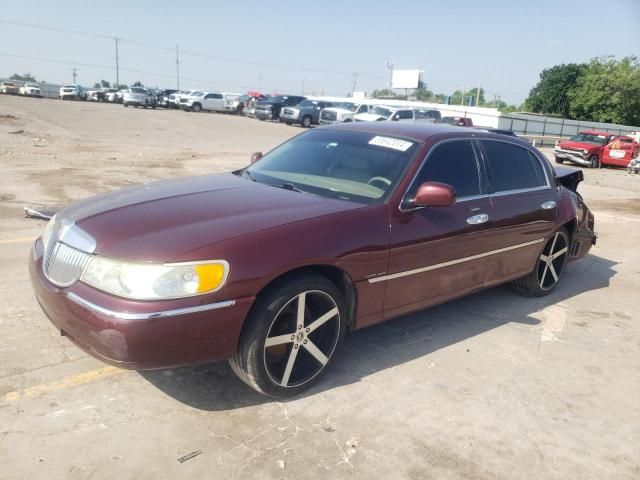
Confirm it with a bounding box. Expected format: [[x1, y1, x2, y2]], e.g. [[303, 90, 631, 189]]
[[386, 61, 394, 96]]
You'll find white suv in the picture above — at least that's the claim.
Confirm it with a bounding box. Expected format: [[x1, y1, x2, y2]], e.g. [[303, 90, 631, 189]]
[[319, 102, 372, 124], [180, 91, 225, 112], [59, 84, 87, 100]]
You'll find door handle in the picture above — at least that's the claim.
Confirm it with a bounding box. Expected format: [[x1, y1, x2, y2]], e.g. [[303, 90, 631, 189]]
[[467, 213, 489, 225], [541, 201, 556, 210]]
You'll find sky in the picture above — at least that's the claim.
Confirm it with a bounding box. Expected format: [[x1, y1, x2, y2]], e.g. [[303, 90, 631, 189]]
[[0, 0, 638, 104]]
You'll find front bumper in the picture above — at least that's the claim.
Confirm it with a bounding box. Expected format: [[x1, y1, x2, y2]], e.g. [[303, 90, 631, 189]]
[[29, 239, 253, 370], [555, 148, 591, 165], [280, 112, 301, 123], [254, 109, 274, 120]]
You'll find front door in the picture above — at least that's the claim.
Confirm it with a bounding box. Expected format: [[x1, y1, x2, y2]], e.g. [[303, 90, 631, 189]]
[[380, 139, 494, 319]]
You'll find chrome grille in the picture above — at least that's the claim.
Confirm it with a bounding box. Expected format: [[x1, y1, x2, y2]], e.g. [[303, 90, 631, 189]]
[[43, 240, 91, 287], [321, 110, 337, 122]]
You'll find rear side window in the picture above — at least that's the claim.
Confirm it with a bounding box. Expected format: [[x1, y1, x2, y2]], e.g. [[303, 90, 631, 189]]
[[481, 141, 547, 192], [410, 140, 481, 198], [395, 110, 413, 120]]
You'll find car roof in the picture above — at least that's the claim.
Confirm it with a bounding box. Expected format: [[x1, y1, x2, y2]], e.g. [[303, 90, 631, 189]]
[[323, 121, 534, 146], [580, 130, 613, 136]]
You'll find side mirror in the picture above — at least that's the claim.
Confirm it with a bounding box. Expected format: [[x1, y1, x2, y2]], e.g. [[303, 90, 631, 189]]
[[391, 114, 399, 121], [409, 182, 456, 208], [250, 152, 263, 164]]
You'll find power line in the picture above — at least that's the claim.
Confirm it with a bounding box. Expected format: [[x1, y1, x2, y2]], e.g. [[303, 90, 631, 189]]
[[0, 17, 385, 80]]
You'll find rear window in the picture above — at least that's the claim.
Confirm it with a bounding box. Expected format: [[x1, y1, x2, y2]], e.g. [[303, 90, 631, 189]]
[[481, 141, 547, 193]]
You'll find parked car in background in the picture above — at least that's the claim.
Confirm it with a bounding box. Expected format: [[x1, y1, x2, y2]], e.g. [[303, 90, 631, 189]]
[[254, 95, 306, 121], [354, 106, 416, 122], [438, 116, 474, 127], [59, 84, 87, 100], [319, 102, 372, 124], [280, 99, 334, 127], [242, 94, 266, 117], [601, 136, 640, 168], [29, 123, 596, 398], [123, 87, 157, 108], [87, 88, 106, 102], [554, 131, 616, 168], [156, 89, 177, 108], [414, 109, 442, 122], [1, 82, 19, 95], [172, 90, 198, 108], [19, 83, 41, 97], [103, 89, 121, 103], [222, 93, 244, 113], [180, 91, 226, 112]]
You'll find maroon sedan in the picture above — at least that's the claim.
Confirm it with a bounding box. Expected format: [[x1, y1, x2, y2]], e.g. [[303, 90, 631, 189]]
[[29, 123, 596, 397]]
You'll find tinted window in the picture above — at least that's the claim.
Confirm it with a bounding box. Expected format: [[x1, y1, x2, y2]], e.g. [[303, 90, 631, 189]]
[[395, 110, 413, 120], [212, 93, 223, 99], [410, 140, 481, 198], [481, 141, 547, 192]]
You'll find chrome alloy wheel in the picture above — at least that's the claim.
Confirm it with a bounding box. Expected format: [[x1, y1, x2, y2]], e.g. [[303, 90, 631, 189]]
[[263, 290, 340, 388], [538, 231, 569, 290]]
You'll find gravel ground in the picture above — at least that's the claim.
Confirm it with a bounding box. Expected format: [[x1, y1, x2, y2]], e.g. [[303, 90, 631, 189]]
[[0, 95, 639, 480]]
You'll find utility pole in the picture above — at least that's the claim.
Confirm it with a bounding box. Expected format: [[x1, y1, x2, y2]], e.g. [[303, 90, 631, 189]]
[[386, 61, 394, 96], [476, 86, 481, 107], [176, 44, 180, 90], [460, 86, 465, 106], [351, 72, 358, 96], [72, 67, 78, 84], [114, 37, 119, 88]]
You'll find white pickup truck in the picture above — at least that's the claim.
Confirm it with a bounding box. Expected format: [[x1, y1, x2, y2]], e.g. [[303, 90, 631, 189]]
[[180, 91, 226, 112], [319, 102, 373, 124], [19, 83, 41, 97]]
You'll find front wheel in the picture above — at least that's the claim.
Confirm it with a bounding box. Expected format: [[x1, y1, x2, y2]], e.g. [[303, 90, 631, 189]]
[[555, 156, 564, 164], [229, 273, 346, 397], [588, 154, 600, 168], [192, 103, 202, 113], [511, 228, 569, 297], [302, 116, 312, 128]]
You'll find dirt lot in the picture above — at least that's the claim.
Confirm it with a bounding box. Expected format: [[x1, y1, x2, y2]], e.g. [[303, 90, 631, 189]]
[[1, 95, 639, 480]]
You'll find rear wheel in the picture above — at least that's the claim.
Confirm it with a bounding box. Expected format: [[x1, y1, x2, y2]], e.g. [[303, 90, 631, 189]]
[[512, 228, 569, 297], [555, 156, 564, 164], [229, 273, 346, 397]]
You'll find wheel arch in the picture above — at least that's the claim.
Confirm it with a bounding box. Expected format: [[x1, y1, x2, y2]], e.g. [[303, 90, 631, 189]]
[[249, 264, 358, 330]]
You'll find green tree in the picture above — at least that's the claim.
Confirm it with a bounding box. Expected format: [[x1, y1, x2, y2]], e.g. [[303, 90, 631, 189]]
[[100, 80, 111, 88], [93, 82, 101, 88], [525, 63, 587, 117], [10, 73, 36, 82], [132, 80, 143, 87], [568, 56, 640, 125]]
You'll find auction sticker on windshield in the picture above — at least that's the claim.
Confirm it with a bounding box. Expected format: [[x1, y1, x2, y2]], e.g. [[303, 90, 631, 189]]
[[368, 136, 414, 152]]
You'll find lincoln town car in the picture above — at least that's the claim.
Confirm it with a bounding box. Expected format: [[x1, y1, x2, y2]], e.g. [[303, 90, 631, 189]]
[[29, 123, 596, 397]]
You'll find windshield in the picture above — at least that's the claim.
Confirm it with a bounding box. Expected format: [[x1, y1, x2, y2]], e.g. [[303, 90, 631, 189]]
[[130, 87, 146, 94], [333, 102, 358, 111], [370, 106, 392, 117], [191, 91, 205, 97], [298, 100, 317, 108], [569, 133, 608, 145], [245, 129, 418, 205]]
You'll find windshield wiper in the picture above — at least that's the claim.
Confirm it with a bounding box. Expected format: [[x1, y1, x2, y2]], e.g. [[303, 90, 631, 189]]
[[244, 169, 257, 182], [269, 182, 305, 193]]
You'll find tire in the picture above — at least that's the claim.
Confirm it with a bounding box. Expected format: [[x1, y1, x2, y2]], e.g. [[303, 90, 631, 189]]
[[588, 154, 600, 168], [302, 116, 312, 128], [229, 273, 346, 398], [555, 156, 564, 164], [285, 122, 292, 125], [511, 228, 570, 297], [123, 103, 128, 107], [192, 103, 202, 113]]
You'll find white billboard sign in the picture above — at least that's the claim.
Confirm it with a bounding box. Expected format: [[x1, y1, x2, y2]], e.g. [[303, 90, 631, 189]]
[[391, 70, 423, 89]]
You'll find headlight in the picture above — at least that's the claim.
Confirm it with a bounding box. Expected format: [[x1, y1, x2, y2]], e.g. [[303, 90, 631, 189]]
[[42, 214, 57, 246], [80, 257, 229, 300], [583, 149, 589, 154]]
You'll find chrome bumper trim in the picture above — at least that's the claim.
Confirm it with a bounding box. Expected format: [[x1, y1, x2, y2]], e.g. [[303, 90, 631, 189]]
[[66, 292, 236, 320]]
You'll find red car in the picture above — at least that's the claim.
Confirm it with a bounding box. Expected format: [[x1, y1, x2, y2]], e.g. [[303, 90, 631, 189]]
[[601, 136, 640, 168], [30, 123, 596, 397], [554, 130, 617, 168]]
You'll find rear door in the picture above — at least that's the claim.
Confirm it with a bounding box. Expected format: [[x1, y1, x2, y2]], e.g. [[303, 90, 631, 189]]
[[478, 139, 557, 286], [382, 139, 494, 318]]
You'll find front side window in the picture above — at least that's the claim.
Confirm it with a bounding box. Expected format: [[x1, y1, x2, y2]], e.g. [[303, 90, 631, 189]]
[[394, 110, 414, 120], [408, 140, 481, 199], [481, 141, 547, 193], [245, 129, 419, 205]]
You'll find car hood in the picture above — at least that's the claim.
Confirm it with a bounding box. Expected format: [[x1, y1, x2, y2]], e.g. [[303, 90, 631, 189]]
[[60, 173, 362, 262], [557, 141, 601, 150], [354, 112, 386, 122], [325, 108, 354, 114]]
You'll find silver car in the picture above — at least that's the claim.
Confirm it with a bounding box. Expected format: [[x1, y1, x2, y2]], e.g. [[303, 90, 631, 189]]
[[123, 87, 156, 109]]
